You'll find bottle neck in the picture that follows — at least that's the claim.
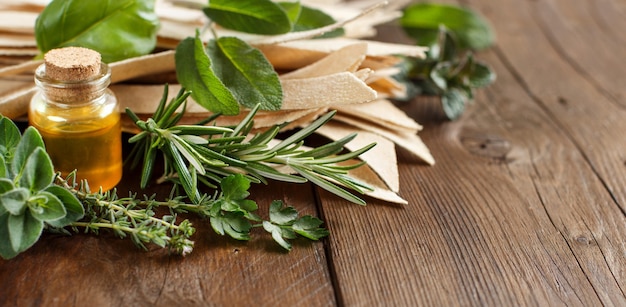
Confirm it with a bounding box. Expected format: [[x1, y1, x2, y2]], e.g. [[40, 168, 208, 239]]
[[34, 62, 111, 105]]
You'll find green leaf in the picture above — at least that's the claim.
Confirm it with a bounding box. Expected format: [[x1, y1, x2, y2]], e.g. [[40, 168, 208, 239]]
[[293, 216, 329, 240], [210, 212, 251, 240], [44, 185, 84, 228], [401, 3, 495, 50], [0, 156, 5, 179], [27, 191, 66, 222], [269, 200, 297, 225], [0, 187, 30, 216], [220, 174, 251, 201], [262, 221, 291, 250], [0, 213, 19, 259], [0, 116, 20, 160], [430, 62, 452, 91], [468, 61, 496, 88], [203, 0, 292, 35], [441, 88, 468, 120], [11, 127, 45, 180], [207, 37, 283, 111], [293, 5, 344, 38], [18, 148, 54, 192], [0, 179, 13, 194], [175, 34, 240, 115], [35, 0, 159, 62], [7, 211, 43, 254], [278, 1, 302, 25]]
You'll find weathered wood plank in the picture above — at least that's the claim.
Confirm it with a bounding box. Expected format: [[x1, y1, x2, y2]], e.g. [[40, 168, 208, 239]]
[[319, 0, 626, 305], [0, 177, 335, 306]]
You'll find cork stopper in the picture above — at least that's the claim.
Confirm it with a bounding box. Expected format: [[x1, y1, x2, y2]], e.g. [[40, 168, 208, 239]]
[[36, 47, 110, 104], [44, 47, 101, 82]]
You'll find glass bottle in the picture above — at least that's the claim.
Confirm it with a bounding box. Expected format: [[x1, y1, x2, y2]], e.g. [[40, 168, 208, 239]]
[[29, 47, 122, 191]]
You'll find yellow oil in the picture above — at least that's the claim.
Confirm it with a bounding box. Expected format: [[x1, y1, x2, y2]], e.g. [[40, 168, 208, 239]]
[[29, 93, 122, 191]]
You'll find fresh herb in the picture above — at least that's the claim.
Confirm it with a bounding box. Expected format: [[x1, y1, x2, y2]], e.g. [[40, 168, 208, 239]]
[[401, 3, 495, 51], [0, 117, 84, 259], [35, 0, 159, 63], [0, 115, 329, 259], [398, 3, 496, 120], [125, 85, 375, 206]]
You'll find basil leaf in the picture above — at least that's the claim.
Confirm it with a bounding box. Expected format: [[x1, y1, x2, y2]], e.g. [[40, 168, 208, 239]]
[[175, 33, 240, 115], [203, 0, 292, 35], [18, 148, 54, 193], [293, 6, 345, 38], [35, 0, 159, 63], [207, 37, 282, 111], [401, 3, 495, 50], [44, 185, 84, 228]]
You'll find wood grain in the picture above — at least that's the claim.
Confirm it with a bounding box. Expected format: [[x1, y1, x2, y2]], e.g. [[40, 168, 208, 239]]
[[319, 0, 626, 305], [2, 0, 626, 306]]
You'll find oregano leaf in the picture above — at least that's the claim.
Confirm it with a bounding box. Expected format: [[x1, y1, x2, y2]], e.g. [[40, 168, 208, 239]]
[[207, 37, 282, 111], [175, 33, 240, 115], [8, 211, 43, 254], [35, 0, 159, 63], [0, 213, 19, 259], [203, 0, 292, 35], [0, 116, 20, 160], [18, 148, 54, 193], [0, 187, 30, 216], [27, 191, 66, 222], [44, 185, 84, 228], [441, 88, 468, 120], [11, 127, 45, 180]]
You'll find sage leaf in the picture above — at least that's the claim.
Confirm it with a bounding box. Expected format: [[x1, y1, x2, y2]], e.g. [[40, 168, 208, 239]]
[[293, 6, 345, 38], [207, 37, 283, 111], [175, 34, 239, 115], [44, 185, 84, 228], [18, 148, 54, 193], [27, 191, 66, 222], [278, 1, 302, 25], [203, 0, 292, 35], [35, 0, 160, 63], [401, 3, 495, 50], [10, 127, 44, 180], [0, 187, 30, 216], [8, 211, 43, 254]]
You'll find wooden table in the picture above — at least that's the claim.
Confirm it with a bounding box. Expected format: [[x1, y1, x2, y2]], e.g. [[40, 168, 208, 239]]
[[2, 0, 625, 305]]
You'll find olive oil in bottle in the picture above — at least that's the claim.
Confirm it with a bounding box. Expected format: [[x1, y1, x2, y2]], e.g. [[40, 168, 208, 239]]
[[29, 47, 122, 191]]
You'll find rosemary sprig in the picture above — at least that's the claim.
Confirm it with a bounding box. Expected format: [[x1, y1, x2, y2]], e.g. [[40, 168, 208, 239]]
[[126, 85, 375, 205]]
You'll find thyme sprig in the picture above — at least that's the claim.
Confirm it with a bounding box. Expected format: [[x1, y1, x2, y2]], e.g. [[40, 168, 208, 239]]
[[125, 85, 375, 205]]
